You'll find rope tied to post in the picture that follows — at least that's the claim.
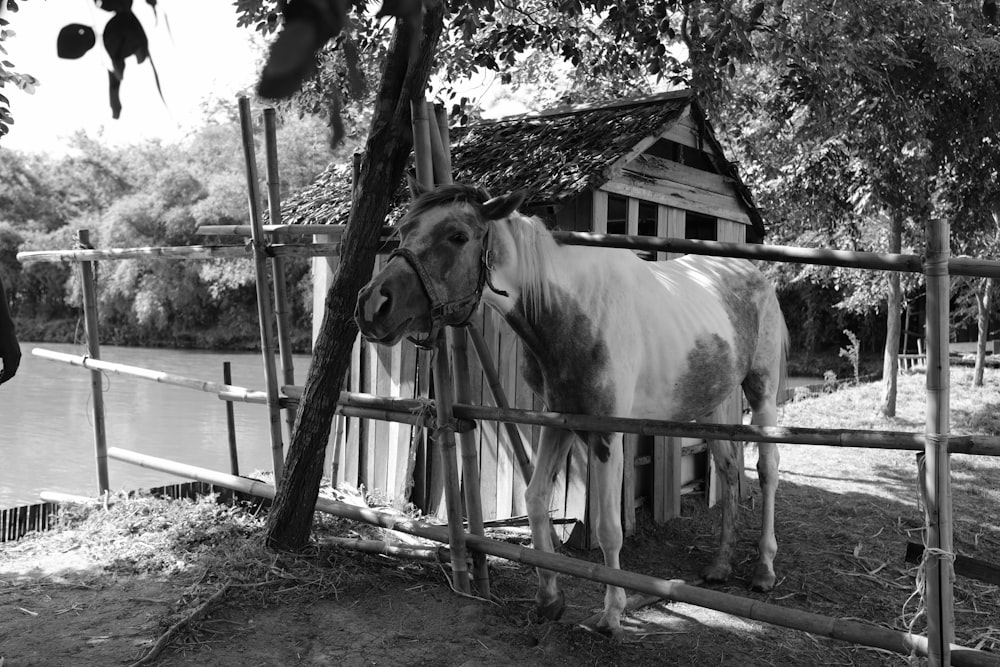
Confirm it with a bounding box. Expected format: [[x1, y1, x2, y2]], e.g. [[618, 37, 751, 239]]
[[901, 536, 957, 664]]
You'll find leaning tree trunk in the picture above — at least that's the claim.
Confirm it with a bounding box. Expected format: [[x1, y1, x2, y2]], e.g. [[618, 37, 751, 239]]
[[880, 211, 903, 417], [265, 5, 445, 550], [974, 278, 991, 387]]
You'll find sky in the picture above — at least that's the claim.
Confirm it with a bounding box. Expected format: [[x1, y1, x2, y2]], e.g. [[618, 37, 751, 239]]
[[2, 1, 266, 155]]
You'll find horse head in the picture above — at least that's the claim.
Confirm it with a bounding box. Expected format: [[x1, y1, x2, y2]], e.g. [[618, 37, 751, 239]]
[[355, 177, 526, 347]]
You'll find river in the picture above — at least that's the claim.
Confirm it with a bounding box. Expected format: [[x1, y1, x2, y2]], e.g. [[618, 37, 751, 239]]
[[1, 341, 822, 510], [1, 342, 312, 509]]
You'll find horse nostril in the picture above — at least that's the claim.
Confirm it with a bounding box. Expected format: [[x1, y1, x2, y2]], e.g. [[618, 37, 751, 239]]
[[360, 285, 391, 324], [375, 289, 392, 317]]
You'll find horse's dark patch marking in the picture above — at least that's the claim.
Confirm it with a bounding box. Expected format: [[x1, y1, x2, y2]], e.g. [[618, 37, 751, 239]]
[[717, 273, 762, 376], [676, 334, 735, 418], [505, 286, 616, 462]]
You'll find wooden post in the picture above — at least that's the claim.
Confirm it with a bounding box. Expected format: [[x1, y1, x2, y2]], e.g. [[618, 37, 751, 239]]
[[223, 362, 240, 475], [924, 217, 955, 666], [449, 327, 490, 596], [77, 229, 109, 494], [263, 108, 297, 440], [237, 95, 285, 483], [411, 95, 469, 593]]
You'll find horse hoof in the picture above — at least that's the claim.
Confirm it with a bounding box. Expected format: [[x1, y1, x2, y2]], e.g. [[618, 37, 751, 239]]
[[701, 562, 732, 583], [536, 590, 566, 621], [579, 612, 623, 641], [750, 564, 776, 592]]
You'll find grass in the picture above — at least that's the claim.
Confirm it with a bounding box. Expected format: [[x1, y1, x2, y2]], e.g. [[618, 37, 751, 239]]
[[780, 364, 1000, 436]]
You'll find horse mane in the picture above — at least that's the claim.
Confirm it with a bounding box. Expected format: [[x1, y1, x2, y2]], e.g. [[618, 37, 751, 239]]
[[406, 183, 491, 219], [504, 211, 558, 323]]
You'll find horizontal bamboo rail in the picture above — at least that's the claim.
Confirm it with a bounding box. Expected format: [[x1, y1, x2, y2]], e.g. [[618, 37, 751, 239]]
[[31, 348, 299, 409], [36, 346, 1000, 459], [551, 232, 1000, 279], [195, 224, 394, 238], [105, 447, 998, 667], [282, 386, 1000, 457], [448, 402, 1000, 457], [31, 348, 474, 432], [17, 244, 253, 263], [16, 233, 1000, 277]]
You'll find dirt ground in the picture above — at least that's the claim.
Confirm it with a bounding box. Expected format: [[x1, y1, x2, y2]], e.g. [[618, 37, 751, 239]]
[[3, 373, 1000, 666]]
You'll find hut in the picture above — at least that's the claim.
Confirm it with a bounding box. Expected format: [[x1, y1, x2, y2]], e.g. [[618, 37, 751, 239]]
[[283, 89, 767, 547]]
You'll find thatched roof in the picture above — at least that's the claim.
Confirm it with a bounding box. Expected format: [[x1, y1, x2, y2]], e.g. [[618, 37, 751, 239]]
[[280, 89, 764, 238]]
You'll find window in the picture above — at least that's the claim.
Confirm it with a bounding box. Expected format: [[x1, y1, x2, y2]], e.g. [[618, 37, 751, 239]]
[[607, 194, 627, 235], [685, 212, 717, 241], [637, 201, 658, 261]]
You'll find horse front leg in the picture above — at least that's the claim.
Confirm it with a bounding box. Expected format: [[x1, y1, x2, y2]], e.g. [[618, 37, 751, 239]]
[[588, 431, 626, 638], [526, 426, 575, 621]]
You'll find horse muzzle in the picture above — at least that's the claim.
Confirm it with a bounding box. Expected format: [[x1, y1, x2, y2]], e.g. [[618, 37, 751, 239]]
[[355, 269, 431, 345]]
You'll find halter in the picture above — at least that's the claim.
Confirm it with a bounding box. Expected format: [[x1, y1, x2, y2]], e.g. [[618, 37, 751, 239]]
[[389, 225, 509, 349]]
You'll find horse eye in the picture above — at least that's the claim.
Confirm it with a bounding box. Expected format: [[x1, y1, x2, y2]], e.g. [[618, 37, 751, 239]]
[[450, 232, 469, 245]]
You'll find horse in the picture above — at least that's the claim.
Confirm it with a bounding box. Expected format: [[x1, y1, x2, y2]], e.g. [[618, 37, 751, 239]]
[[355, 178, 788, 637]]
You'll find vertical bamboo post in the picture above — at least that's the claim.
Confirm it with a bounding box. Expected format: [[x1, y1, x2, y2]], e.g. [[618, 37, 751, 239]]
[[412, 96, 469, 593], [433, 334, 472, 593], [223, 362, 240, 476], [411, 98, 434, 187], [262, 108, 297, 440], [432, 101, 489, 597], [77, 229, 109, 494], [923, 217, 955, 666], [237, 95, 285, 483]]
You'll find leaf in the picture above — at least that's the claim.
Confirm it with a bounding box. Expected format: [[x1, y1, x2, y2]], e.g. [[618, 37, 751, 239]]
[[257, 0, 348, 100], [57, 24, 97, 60]]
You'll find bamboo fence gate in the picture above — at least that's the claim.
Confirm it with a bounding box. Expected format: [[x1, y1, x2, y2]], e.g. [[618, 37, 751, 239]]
[[15, 97, 1000, 665]]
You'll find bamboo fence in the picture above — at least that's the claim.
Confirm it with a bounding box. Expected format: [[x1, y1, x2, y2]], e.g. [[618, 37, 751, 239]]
[[103, 447, 998, 667]]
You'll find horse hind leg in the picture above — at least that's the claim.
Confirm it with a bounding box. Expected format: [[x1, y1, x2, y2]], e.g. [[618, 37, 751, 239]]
[[743, 325, 784, 591], [749, 399, 779, 591], [700, 407, 741, 585]]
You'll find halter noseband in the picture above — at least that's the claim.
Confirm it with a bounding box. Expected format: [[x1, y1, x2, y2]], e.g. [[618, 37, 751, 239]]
[[389, 225, 508, 349]]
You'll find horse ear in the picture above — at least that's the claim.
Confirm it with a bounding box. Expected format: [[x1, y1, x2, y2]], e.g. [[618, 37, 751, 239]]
[[482, 189, 527, 221], [407, 173, 432, 200]]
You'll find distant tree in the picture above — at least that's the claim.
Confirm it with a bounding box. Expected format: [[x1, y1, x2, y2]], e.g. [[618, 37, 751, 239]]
[[707, 0, 1000, 415]]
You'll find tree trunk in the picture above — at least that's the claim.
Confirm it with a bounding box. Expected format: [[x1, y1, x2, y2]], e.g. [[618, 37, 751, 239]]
[[879, 211, 903, 417], [974, 278, 991, 387], [265, 5, 445, 551]]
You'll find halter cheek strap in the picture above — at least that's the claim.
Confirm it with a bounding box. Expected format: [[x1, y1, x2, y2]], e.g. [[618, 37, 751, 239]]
[[390, 225, 509, 349]]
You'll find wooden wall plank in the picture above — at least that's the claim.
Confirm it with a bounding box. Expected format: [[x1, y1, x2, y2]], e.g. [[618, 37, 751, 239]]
[[496, 321, 518, 519], [653, 436, 681, 521], [622, 434, 637, 535], [479, 309, 502, 519], [511, 337, 533, 517], [626, 154, 740, 198], [601, 178, 752, 226]]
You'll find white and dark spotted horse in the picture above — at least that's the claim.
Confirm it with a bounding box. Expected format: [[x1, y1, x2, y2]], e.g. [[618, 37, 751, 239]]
[[355, 180, 788, 636]]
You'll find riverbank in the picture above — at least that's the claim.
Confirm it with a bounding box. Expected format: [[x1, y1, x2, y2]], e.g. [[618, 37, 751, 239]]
[[13, 316, 313, 353]]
